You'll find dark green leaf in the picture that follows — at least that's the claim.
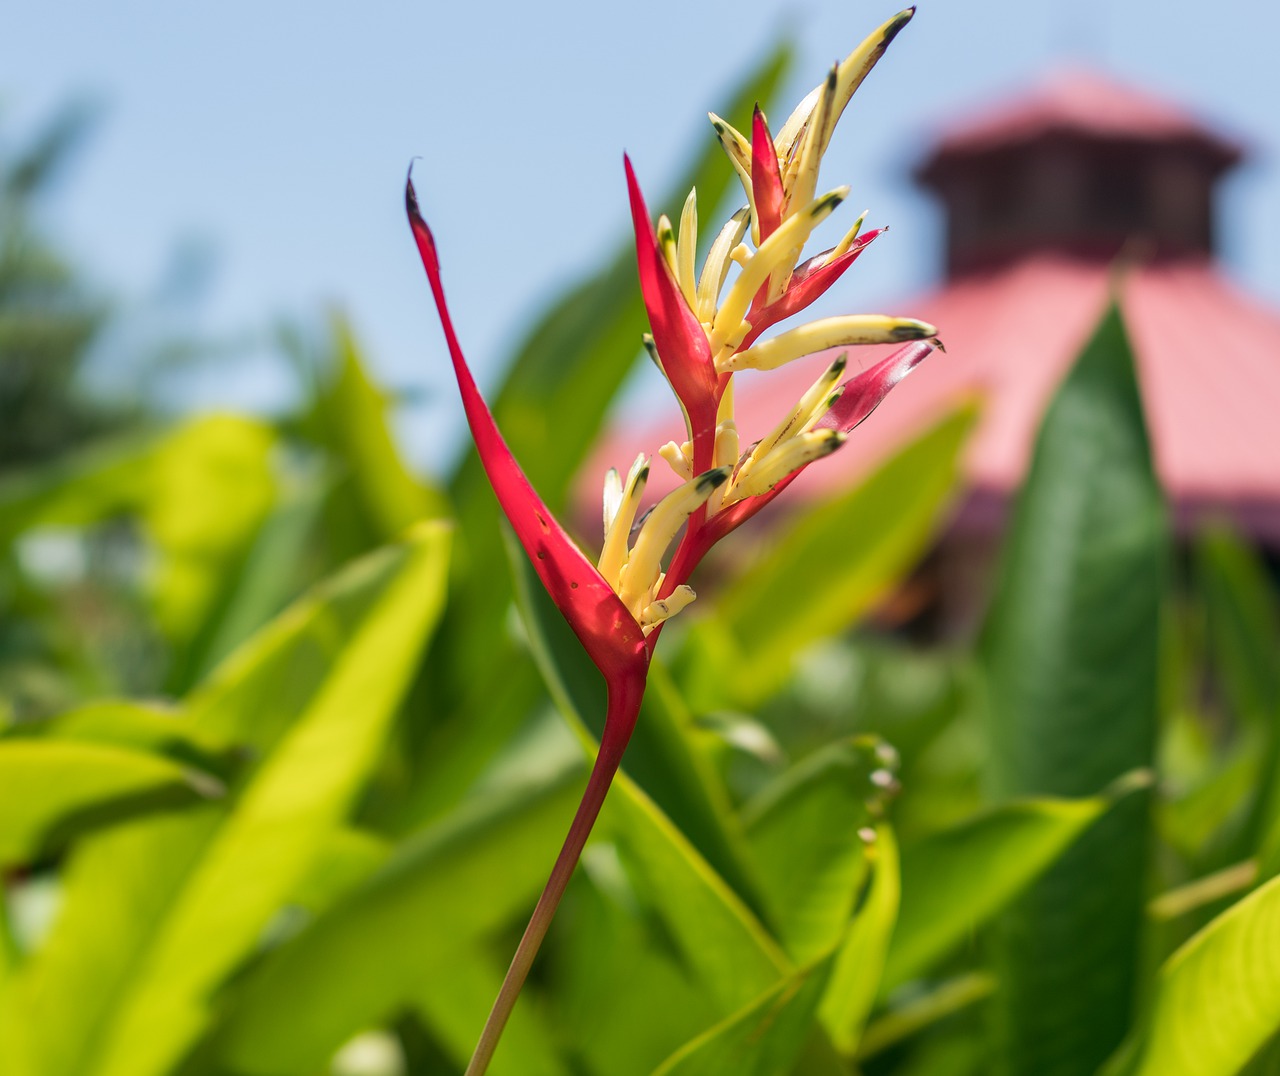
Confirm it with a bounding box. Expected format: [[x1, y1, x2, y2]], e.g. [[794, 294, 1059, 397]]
[[982, 302, 1168, 1075], [704, 403, 976, 707]]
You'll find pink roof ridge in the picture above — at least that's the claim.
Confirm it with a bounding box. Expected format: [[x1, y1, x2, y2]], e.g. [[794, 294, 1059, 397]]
[[920, 65, 1244, 167]]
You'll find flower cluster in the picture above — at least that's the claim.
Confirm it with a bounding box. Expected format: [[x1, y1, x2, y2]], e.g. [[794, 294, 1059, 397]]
[[406, 9, 936, 1072]]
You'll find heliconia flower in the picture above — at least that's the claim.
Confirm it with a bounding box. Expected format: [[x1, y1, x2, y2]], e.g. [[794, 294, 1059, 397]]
[[410, 9, 935, 1073]]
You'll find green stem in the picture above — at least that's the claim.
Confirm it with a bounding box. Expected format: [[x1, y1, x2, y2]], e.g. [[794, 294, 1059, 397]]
[[464, 672, 645, 1076]]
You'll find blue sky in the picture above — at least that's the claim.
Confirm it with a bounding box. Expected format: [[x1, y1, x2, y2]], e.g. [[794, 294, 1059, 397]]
[[5, 1, 1278, 470]]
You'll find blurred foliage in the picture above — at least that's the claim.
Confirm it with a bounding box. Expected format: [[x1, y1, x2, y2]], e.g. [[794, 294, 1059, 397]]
[[4, 58, 1280, 1076], [0, 99, 128, 469]]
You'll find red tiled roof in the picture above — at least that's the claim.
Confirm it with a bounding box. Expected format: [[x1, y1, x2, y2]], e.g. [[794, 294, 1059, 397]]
[[920, 68, 1243, 167], [586, 255, 1280, 542]]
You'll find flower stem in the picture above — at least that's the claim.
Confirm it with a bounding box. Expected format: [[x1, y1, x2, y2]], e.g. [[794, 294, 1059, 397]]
[[464, 674, 645, 1075]]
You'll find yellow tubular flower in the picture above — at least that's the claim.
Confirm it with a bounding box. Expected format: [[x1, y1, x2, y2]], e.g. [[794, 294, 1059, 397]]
[[696, 207, 751, 323], [676, 189, 698, 308], [598, 454, 649, 588], [619, 466, 731, 613], [747, 353, 848, 466], [707, 420, 741, 514], [722, 314, 938, 372], [708, 187, 849, 356], [639, 584, 698, 634], [824, 210, 869, 265], [730, 429, 847, 502], [656, 215, 678, 278], [784, 65, 839, 222], [708, 114, 755, 225], [658, 440, 693, 481]]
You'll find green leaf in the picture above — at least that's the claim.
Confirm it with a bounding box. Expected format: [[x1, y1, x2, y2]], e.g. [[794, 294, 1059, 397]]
[[981, 302, 1168, 1075], [0, 740, 221, 865], [312, 314, 447, 541], [547, 857, 719, 1076], [652, 955, 836, 1076], [13, 698, 226, 771], [884, 793, 1115, 991], [0, 526, 451, 1076], [209, 747, 587, 1074], [819, 823, 901, 1056], [87, 522, 451, 1076], [704, 403, 976, 706], [169, 467, 329, 691], [504, 524, 766, 918], [287, 826, 393, 916], [743, 738, 896, 962], [1102, 872, 1280, 1076], [503, 527, 791, 1015], [410, 938, 570, 1076], [0, 414, 280, 676], [1195, 525, 1280, 863], [140, 415, 278, 655]]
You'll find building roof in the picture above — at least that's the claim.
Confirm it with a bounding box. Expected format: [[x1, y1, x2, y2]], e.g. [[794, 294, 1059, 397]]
[[588, 254, 1280, 543], [584, 69, 1278, 545], [918, 67, 1243, 172]]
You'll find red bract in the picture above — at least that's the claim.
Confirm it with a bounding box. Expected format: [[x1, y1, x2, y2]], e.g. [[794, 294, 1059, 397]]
[[740, 228, 883, 349], [750, 106, 785, 242], [406, 176, 648, 687], [624, 156, 721, 473], [409, 173, 653, 1076], [418, 12, 934, 1074], [819, 339, 935, 433]]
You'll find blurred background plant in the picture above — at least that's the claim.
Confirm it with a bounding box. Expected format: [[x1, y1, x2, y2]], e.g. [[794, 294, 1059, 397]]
[[2, 14, 1280, 1076]]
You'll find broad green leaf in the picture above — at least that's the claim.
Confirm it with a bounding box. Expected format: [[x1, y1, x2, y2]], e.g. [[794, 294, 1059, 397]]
[[504, 524, 766, 918], [141, 414, 278, 653], [705, 404, 976, 706], [0, 429, 157, 537], [1102, 872, 1280, 1076], [1196, 525, 1280, 862], [884, 793, 1114, 991], [0, 740, 221, 865], [0, 888, 14, 986], [313, 314, 447, 540], [743, 738, 896, 962], [0, 527, 451, 1076], [410, 938, 570, 1076], [982, 302, 1168, 1075], [504, 527, 791, 1014], [547, 857, 719, 1076], [88, 522, 451, 1076], [653, 955, 836, 1076], [0, 414, 279, 676], [859, 972, 994, 1061], [12, 698, 225, 770], [288, 826, 393, 916], [170, 467, 329, 691], [209, 747, 586, 1074], [185, 526, 442, 753], [606, 776, 789, 1015], [819, 823, 900, 1055]]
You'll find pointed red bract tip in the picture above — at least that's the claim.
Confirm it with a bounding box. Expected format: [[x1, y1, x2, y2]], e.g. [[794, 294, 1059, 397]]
[[406, 172, 647, 681], [750, 107, 784, 243], [819, 340, 934, 433], [623, 155, 720, 472]]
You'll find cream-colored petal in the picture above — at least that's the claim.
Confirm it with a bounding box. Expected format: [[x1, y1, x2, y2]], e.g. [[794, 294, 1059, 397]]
[[620, 466, 730, 612], [708, 188, 849, 358], [723, 315, 937, 372]]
